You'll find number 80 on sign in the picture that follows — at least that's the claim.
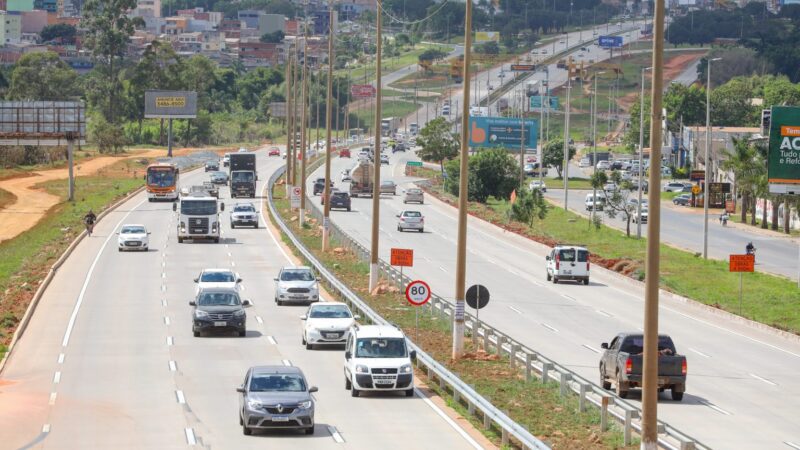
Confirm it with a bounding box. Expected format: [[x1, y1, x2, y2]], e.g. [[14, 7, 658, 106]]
[[405, 280, 431, 306]]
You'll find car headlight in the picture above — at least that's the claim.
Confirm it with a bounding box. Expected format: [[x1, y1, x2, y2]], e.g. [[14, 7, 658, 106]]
[[247, 399, 263, 410], [233, 309, 245, 317], [355, 364, 369, 374], [400, 364, 412, 374], [195, 310, 208, 318], [298, 400, 313, 409]]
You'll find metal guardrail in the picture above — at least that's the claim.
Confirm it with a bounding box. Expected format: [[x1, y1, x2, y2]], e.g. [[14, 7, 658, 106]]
[[287, 159, 709, 450], [268, 165, 549, 450]]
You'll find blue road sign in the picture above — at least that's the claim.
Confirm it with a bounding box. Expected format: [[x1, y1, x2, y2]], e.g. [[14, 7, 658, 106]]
[[530, 96, 559, 109], [598, 35, 623, 48], [468, 116, 538, 150]]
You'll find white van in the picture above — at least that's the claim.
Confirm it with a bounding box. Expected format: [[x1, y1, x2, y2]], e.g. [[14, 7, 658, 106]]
[[585, 192, 606, 211], [545, 245, 590, 285]]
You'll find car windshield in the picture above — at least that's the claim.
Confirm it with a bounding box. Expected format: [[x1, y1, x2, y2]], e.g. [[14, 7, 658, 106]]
[[249, 374, 306, 392], [382, 181, 394, 186], [147, 169, 176, 187], [197, 292, 240, 306], [309, 305, 352, 319], [200, 271, 235, 283], [206, 162, 217, 167], [121, 226, 146, 234], [355, 337, 407, 358], [280, 269, 315, 281], [180, 200, 217, 215], [231, 172, 254, 182], [234, 205, 255, 212], [212, 171, 226, 178], [402, 211, 422, 218]]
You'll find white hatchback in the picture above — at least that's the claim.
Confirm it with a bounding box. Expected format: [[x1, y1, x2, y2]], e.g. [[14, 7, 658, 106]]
[[301, 302, 359, 349], [194, 268, 242, 295], [117, 224, 150, 252], [397, 210, 424, 232]]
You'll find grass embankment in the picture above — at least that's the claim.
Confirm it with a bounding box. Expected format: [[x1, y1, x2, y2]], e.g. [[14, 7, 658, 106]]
[[353, 100, 419, 126], [0, 158, 147, 354], [339, 44, 454, 83], [270, 180, 630, 449], [408, 166, 800, 334]]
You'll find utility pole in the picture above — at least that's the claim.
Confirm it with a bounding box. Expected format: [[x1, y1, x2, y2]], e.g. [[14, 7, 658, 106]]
[[299, 24, 309, 227], [703, 58, 721, 259], [369, 0, 383, 291], [563, 76, 571, 210], [453, 0, 473, 360], [539, 78, 545, 188], [638, 66, 652, 239], [291, 44, 300, 186], [286, 50, 295, 194], [591, 71, 605, 224], [322, 2, 335, 252], [641, 0, 666, 447], [519, 87, 525, 187]]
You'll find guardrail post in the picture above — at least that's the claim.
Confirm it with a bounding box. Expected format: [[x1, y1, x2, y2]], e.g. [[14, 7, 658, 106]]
[[525, 353, 532, 381], [624, 410, 638, 446], [497, 336, 506, 356], [472, 319, 480, 345], [600, 396, 610, 432], [483, 410, 491, 430], [559, 373, 571, 396], [501, 411, 510, 446], [509, 344, 518, 369], [680, 440, 696, 450], [542, 363, 553, 384], [483, 328, 491, 353], [579, 383, 590, 412], [453, 389, 460, 404]]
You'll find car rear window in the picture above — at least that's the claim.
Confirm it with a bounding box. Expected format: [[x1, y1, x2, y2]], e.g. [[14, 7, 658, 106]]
[[403, 211, 422, 217], [577, 250, 589, 262], [620, 336, 676, 354], [558, 249, 576, 262]]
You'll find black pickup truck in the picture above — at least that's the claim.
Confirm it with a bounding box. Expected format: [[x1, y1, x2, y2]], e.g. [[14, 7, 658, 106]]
[[599, 333, 687, 401]]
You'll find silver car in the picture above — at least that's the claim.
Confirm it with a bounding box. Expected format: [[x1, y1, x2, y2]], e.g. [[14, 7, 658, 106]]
[[238, 365, 318, 436], [403, 188, 424, 204], [397, 210, 424, 232], [274, 266, 320, 305], [230, 203, 258, 228]]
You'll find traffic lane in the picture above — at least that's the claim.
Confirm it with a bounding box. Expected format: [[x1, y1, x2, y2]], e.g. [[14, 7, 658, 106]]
[[315, 157, 800, 448]]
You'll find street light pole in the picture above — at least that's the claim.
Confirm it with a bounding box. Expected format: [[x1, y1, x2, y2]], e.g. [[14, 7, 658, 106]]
[[285, 51, 294, 196], [322, 1, 335, 251], [591, 71, 605, 224], [299, 36, 309, 227], [637, 66, 652, 239], [563, 76, 572, 210], [453, 0, 473, 360], [368, 0, 383, 290], [703, 57, 721, 260]]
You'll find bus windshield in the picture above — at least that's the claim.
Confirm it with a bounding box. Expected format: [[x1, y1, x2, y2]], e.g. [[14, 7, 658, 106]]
[[147, 169, 176, 188]]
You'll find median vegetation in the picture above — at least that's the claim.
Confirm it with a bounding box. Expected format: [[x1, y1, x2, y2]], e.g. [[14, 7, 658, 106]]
[[270, 178, 630, 449]]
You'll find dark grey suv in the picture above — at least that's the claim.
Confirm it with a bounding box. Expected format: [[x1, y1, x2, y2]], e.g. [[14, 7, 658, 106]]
[[329, 191, 351, 211], [190, 288, 250, 337], [238, 365, 318, 436]]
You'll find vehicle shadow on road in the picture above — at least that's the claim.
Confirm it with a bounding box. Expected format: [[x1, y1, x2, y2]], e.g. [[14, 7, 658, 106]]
[[245, 422, 335, 439], [200, 330, 263, 338]]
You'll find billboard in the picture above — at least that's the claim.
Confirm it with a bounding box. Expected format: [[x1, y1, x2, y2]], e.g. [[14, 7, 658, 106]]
[[530, 96, 559, 109], [0, 101, 86, 145], [350, 84, 376, 98], [145, 91, 198, 119], [475, 31, 500, 43], [468, 116, 538, 150], [768, 106, 800, 194], [598, 35, 623, 48]]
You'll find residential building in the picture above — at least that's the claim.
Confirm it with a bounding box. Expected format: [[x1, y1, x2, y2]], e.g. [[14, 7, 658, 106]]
[[20, 9, 46, 33], [682, 126, 761, 182], [0, 11, 22, 45], [6, 0, 33, 11], [238, 10, 261, 29], [33, 0, 57, 12], [339, 0, 376, 17], [257, 13, 285, 36], [238, 40, 284, 66], [312, 9, 337, 35], [135, 0, 161, 18]]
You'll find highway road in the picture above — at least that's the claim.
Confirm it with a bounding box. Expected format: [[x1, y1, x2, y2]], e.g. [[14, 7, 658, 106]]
[[544, 187, 800, 279], [309, 150, 800, 450], [0, 149, 484, 450]]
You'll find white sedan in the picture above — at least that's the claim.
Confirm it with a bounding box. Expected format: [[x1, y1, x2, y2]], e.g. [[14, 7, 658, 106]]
[[300, 302, 359, 349], [117, 224, 150, 252], [194, 268, 242, 295]]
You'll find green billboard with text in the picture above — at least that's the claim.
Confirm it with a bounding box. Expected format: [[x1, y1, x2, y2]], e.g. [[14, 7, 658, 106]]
[[768, 106, 800, 194]]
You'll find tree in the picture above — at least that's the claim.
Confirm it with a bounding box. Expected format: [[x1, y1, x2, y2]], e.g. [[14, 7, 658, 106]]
[[602, 171, 637, 237], [394, 33, 412, 48], [589, 170, 608, 224], [510, 187, 548, 227], [475, 41, 500, 55], [663, 83, 706, 133], [624, 93, 651, 151], [418, 48, 448, 70], [542, 138, 575, 178], [260, 30, 285, 43], [470, 148, 519, 202], [8, 52, 78, 100], [710, 77, 758, 126], [40, 23, 77, 44], [416, 117, 459, 172]]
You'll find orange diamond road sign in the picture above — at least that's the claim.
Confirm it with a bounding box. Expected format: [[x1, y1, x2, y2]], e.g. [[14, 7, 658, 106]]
[[729, 254, 755, 272], [390, 248, 414, 267]]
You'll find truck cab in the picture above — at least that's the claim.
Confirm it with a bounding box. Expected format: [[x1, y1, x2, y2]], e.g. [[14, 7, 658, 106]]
[[228, 152, 257, 198], [173, 193, 225, 243]]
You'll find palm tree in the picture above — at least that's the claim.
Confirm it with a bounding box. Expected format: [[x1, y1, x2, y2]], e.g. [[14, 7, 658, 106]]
[[721, 137, 758, 223]]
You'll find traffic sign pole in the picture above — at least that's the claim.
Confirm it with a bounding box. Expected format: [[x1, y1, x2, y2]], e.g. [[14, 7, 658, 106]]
[[406, 280, 431, 343]]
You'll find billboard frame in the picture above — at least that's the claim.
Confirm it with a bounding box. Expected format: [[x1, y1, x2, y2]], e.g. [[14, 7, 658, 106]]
[[144, 90, 198, 119], [768, 106, 800, 194]]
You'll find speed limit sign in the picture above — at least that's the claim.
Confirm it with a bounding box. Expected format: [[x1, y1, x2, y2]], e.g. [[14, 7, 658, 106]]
[[405, 280, 431, 306]]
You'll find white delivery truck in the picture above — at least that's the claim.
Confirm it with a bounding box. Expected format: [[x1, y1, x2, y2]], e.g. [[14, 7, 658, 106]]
[[173, 193, 225, 243]]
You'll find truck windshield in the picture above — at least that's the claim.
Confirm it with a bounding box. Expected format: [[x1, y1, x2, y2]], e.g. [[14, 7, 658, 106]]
[[180, 200, 217, 215], [147, 170, 176, 187], [355, 338, 407, 358], [231, 171, 254, 182]]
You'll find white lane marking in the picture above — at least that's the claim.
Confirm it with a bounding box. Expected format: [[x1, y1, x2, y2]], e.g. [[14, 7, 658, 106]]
[[176, 390, 186, 404], [595, 310, 612, 318], [530, 280, 543, 287], [414, 387, 484, 450], [561, 294, 576, 302], [282, 359, 292, 366], [185, 428, 196, 445], [162, 261, 166, 267], [161, 284, 166, 292], [689, 348, 710, 358], [161, 299, 168, 307], [785, 442, 800, 450], [61, 199, 146, 347], [328, 425, 345, 443], [438, 266, 447, 273], [57, 353, 65, 364], [486, 257, 497, 265], [507, 305, 523, 315], [225, 244, 229, 249], [42, 424, 51, 433], [166, 336, 174, 346], [541, 323, 558, 333], [749, 373, 777, 386], [164, 316, 170, 326], [53, 372, 61, 384], [702, 400, 731, 415], [231, 261, 236, 267], [508, 268, 521, 277], [240, 284, 246, 291], [256, 316, 263, 324], [267, 336, 277, 345], [582, 344, 601, 354], [48, 392, 57, 406], [161, 272, 166, 278], [169, 361, 177, 372], [227, 252, 232, 257]]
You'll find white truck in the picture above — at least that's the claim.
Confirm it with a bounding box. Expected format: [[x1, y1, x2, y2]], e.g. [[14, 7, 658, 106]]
[[380, 117, 401, 137], [173, 193, 225, 243]]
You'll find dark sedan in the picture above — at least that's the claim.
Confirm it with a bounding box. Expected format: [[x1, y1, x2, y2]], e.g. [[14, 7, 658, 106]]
[[205, 161, 220, 172], [190, 289, 250, 337], [673, 194, 692, 206], [313, 178, 334, 195]]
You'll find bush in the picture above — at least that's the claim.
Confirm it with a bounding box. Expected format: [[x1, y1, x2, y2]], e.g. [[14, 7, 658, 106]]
[[88, 114, 129, 154]]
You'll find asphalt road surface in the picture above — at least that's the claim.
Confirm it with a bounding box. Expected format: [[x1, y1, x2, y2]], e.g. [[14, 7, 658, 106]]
[[0, 149, 483, 450], [311, 149, 800, 450]]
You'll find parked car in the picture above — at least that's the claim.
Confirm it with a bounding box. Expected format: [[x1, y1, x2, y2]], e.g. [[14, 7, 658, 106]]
[[585, 193, 606, 211], [328, 191, 351, 211], [545, 244, 590, 285], [599, 333, 687, 400], [673, 194, 691, 206], [528, 180, 546, 192], [116, 224, 150, 252], [274, 266, 320, 305], [268, 147, 280, 157], [596, 160, 611, 170], [301, 302, 359, 349], [339, 148, 351, 158], [205, 161, 219, 172], [230, 202, 259, 228], [380, 180, 397, 195], [397, 210, 424, 232], [664, 182, 688, 192], [190, 288, 250, 337], [194, 268, 241, 295], [632, 207, 648, 224], [403, 188, 424, 204], [603, 182, 618, 192], [380, 154, 390, 165], [237, 365, 318, 435]]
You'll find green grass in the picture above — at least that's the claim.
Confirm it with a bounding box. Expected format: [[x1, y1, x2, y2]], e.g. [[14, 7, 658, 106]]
[[340, 44, 455, 83], [0, 187, 16, 210], [543, 177, 594, 190], [353, 100, 419, 126]]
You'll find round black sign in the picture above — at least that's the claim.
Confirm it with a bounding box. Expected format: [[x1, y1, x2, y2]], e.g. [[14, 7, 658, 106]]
[[465, 284, 490, 310]]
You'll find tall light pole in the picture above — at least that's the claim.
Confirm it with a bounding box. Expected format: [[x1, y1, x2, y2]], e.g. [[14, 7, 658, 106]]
[[368, 0, 383, 290], [285, 50, 294, 196], [453, 0, 473, 360], [637, 66, 652, 239], [562, 75, 572, 210], [591, 71, 605, 225], [641, 0, 666, 447], [299, 36, 309, 227], [322, 2, 335, 251], [703, 57, 722, 259]]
